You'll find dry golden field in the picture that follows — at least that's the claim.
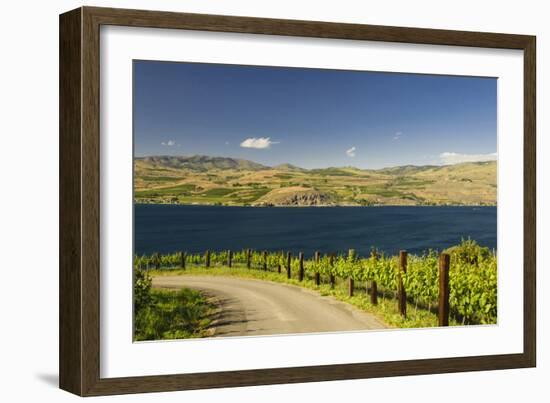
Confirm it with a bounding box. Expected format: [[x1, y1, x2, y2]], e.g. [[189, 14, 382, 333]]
[[134, 156, 496, 206]]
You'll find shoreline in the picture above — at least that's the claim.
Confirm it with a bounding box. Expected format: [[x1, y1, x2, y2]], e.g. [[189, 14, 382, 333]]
[[134, 201, 497, 208]]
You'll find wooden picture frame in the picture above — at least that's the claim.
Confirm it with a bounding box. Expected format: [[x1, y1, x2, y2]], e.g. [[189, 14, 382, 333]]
[[59, 6, 536, 396]]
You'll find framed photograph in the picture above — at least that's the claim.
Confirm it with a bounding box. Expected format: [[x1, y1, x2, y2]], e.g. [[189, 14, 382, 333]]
[[59, 6, 536, 396]]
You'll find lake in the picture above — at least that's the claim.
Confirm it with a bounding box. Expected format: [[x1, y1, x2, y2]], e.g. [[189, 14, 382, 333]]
[[134, 204, 496, 256]]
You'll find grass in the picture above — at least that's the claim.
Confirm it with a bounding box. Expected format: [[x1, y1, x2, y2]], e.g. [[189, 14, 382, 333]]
[[149, 264, 460, 329], [273, 174, 293, 179], [201, 188, 236, 197], [140, 176, 183, 182], [391, 177, 435, 187], [309, 168, 359, 176], [135, 183, 197, 198], [135, 184, 273, 205], [232, 187, 271, 202], [134, 288, 214, 341], [359, 186, 405, 198], [142, 167, 173, 173]]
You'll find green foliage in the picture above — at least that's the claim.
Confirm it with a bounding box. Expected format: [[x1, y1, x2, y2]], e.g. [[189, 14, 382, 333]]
[[134, 183, 196, 198], [134, 288, 214, 341], [446, 237, 491, 264], [136, 239, 497, 325], [133, 264, 214, 341], [402, 251, 439, 308], [359, 185, 405, 198], [133, 269, 152, 312], [449, 248, 497, 324], [309, 168, 357, 176], [201, 188, 235, 197], [140, 176, 182, 182]]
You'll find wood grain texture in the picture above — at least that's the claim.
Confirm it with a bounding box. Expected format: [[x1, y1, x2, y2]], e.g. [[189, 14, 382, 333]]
[[438, 254, 451, 327], [84, 6, 532, 49], [59, 8, 82, 396], [81, 6, 102, 396], [59, 6, 537, 396], [523, 38, 536, 367], [85, 354, 532, 396]]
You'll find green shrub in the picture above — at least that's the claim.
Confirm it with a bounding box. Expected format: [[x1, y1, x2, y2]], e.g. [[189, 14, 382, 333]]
[[134, 269, 152, 312], [446, 238, 491, 265], [134, 288, 213, 341]]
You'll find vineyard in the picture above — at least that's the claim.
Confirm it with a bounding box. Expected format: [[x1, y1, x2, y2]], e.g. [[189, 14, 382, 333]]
[[135, 239, 497, 325]]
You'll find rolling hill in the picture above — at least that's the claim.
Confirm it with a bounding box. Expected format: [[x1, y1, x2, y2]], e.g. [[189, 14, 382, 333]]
[[134, 155, 496, 207]]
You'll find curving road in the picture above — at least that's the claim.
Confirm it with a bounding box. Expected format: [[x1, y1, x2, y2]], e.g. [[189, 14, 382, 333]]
[[152, 275, 387, 337]]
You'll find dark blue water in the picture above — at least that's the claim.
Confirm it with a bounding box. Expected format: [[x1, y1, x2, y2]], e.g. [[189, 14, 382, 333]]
[[134, 205, 496, 256]]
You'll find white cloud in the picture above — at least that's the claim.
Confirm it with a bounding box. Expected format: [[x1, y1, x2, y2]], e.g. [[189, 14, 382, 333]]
[[161, 140, 176, 146], [439, 152, 497, 165], [393, 131, 403, 140], [240, 137, 279, 149], [346, 146, 356, 157]]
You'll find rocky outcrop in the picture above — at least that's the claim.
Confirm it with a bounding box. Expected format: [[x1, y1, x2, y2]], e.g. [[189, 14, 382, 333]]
[[280, 192, 332, 206], [254, 186, 334, 206]]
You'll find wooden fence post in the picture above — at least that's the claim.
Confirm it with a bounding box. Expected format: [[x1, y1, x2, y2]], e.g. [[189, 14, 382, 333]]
[[247, 249, 251, 269], [329, 254, 335, 289], [348, 249, 356, 297], [286, 251, 292, 279], [370, 250, 378, 305], [314, 251, 320, 286], [371, 279, 378, 305], [398, 250, 407, 317], [227, 250, 232, 268], [298, 252, 304, 281], [155, 253, 160, 271], [205, 250, 210, 268], [263, 251, 268, 271], [180, 251, 186, 270], [438, 253, 451, 326], [278, 251, 282, 274]]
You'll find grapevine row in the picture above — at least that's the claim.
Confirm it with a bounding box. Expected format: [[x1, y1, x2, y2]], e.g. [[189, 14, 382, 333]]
[[134, 240, 496, 325]]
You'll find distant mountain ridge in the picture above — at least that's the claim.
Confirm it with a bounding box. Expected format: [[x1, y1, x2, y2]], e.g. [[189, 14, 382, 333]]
[[137, 155, 268, 172], [134, 155, 497, 207], [137, 154, 494, 173]]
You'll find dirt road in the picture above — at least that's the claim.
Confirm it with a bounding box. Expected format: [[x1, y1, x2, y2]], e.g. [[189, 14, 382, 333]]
[[152, 275, 387, 337]]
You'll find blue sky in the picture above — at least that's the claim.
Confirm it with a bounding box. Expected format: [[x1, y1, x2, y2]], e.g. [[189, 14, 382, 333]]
[[134, 60, 496, 169]]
